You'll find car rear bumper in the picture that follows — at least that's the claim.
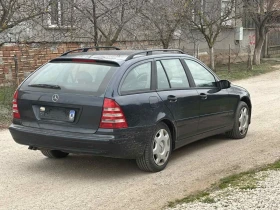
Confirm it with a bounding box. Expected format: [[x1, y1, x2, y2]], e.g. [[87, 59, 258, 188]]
[[9, 124, 153, 159]]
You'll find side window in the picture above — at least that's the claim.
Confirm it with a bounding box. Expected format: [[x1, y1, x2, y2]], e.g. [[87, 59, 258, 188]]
[[185, 60, 216, 88], [121, 62, 151, 93], [161, 59, 190, 88], [156, 61, 170, 89]]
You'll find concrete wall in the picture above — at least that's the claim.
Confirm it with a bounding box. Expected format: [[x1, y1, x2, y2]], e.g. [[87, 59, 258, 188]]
[[179, 28, 255, 54]]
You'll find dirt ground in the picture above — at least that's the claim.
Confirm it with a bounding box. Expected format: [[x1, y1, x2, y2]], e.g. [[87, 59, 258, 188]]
[[0, 70, 280, 210]]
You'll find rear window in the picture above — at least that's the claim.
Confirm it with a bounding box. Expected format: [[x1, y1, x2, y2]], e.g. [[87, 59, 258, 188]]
[[24, 62, 118, 96]]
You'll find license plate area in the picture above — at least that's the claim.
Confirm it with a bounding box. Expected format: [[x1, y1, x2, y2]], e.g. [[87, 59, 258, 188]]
[[39, 106, 76, 122]]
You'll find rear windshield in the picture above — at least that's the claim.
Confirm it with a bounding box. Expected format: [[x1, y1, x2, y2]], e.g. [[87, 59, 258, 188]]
[[24, 62, 118, 96]]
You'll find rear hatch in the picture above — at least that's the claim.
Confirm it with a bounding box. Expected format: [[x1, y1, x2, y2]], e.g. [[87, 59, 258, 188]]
[[18, 59, 119, 134]]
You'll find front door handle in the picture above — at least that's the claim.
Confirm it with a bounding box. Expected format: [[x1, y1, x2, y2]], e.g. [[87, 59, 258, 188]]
[[200, 93, 208, 100], [167, 95, 177, 102]]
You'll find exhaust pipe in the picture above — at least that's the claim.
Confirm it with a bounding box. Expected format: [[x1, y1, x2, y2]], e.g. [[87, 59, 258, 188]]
[[28, 146, 38, 150]]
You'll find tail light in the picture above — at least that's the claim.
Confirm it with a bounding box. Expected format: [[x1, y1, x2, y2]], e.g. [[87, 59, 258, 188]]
[[99, 98, 128, 129], [12, 90, 21, 119]]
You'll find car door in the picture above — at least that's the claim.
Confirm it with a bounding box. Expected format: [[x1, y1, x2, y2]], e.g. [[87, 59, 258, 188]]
[[184, 59, 231, 133], [155, 58, 200, 141], [116, 60, 162, 129]]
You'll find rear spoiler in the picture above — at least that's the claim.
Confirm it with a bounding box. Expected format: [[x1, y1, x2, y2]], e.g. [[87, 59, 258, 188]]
[[50, 58, 120, 67]]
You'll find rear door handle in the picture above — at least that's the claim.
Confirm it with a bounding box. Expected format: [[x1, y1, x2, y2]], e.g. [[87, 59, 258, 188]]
[[200, 93, 208, 100], [167, 95, 177, 102]]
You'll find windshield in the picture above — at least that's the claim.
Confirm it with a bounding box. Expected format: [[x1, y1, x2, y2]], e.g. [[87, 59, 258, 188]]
[[24, 62, 118, 97]]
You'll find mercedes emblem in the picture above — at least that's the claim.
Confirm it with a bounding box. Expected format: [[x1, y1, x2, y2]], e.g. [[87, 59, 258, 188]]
[[52, 94, 59, 102]]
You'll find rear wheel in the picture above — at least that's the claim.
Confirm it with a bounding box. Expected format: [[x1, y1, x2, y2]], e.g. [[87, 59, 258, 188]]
[[136, 122, 172, 172], [41, 150, 69, 158], [226, 101, 250, 139]]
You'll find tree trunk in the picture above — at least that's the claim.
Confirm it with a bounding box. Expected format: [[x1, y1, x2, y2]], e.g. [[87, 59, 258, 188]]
[[161, 40, 169, 49], [209, 47, 215, 70], [105, 39, 113, 46], [253, 44, 263, 65], [92, 0, 98, 47], [253, 27, 266, 65]]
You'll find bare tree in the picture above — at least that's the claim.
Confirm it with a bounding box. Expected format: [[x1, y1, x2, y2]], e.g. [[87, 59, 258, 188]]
[[140, 0, 185, 49], [244, 0, 280, 65], [73, 0, 142, 47], [183, 0, 236, 70], [0, 0, 47, 39]]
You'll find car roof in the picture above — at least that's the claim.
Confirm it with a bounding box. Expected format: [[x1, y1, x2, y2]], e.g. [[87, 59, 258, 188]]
[[60, 50, 142, 65], [51, 49, 193, 66]]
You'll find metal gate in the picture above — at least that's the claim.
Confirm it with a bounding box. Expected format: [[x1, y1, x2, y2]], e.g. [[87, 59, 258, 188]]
[[267, 30, 280, 57]]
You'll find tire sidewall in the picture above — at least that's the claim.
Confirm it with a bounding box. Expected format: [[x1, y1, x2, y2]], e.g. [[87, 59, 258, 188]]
[[146, 122, 172, 172], [235, 102, 250, 138]]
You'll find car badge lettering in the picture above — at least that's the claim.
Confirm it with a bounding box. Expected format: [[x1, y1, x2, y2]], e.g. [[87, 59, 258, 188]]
[[52, 94, 59, 102]]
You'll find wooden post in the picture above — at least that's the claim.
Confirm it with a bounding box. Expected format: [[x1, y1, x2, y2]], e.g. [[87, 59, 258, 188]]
[[228, 44, 231, 73], [264, 33, 268, 58], [247, 45, 253, 71], [193, 42, 196, 57], [13, 55, 19, 86], [197, 44, 200, 60]]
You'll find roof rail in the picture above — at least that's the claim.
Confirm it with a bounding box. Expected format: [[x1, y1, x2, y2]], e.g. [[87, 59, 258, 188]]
[[125, 49, 185, 61], [61, 46, 121, 56]]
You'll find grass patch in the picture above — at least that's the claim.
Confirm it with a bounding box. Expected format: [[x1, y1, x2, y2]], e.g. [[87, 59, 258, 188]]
[[215, 61, 279, 81], [167, 159, 280, 208], [0, 86, 16, 128], [218, 171, 258, 190], [168, 192, 210, 208], [201, 197, 216, 204], [265, 160, 280, 170], [0, 86, 16, 106]]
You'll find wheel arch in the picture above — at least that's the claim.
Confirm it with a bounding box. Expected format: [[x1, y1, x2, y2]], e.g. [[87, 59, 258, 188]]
[[158, 119, 176, 151], [240, 96, 252, 123]]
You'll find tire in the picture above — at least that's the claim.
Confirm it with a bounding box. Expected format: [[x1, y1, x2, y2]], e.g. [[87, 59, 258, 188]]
[[41, 150, 69, 158], [136, 122, 172, 172], [226, 101, 250, 139]]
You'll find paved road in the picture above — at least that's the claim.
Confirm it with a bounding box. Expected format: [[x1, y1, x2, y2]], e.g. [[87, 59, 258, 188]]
[[1, 70, 280, 210]]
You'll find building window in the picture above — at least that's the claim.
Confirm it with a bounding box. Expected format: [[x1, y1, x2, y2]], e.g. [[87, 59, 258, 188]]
[[192, 0, 205, 25], [243, 13, 255, 28], [221, 0, 233, 26], [48, 0, 74, 27]]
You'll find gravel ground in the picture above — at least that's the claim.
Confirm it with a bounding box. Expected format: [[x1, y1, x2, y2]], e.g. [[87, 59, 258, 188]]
[[168, 170, 280, 210], [0, 70, 280, 210]]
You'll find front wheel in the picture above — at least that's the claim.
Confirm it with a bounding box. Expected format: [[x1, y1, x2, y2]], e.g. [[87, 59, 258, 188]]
[[226, 101, 250, 139], [136, 122, 172, 172]]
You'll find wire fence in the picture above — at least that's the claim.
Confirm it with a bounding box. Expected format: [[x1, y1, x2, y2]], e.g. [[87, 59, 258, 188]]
[[192, 44, 253, 72]]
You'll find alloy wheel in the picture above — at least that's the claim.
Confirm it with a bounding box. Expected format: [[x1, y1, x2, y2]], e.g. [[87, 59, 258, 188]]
[[239, 107, 249, 135], [152, 129, 171, 166]]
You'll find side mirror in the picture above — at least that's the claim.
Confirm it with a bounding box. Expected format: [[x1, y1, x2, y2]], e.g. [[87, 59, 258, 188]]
[[219, 80, 231, 89]]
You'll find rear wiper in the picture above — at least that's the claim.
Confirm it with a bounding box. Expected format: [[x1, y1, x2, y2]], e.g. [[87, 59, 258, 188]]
[[28, 84, 61, 89]]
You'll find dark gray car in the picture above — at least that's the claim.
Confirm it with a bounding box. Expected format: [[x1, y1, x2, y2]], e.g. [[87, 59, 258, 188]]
[[9, 48, 252, 172]]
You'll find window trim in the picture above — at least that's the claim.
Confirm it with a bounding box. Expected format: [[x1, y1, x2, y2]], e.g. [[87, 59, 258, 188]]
[[118, 60, 154, 96], [183, 58, 219, 89], [156, 61, 171, 90], [154, 57, 192, 91]]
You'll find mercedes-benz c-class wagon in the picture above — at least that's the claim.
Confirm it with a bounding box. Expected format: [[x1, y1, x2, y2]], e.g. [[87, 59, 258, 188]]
[[9, 47, 252, 172]]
